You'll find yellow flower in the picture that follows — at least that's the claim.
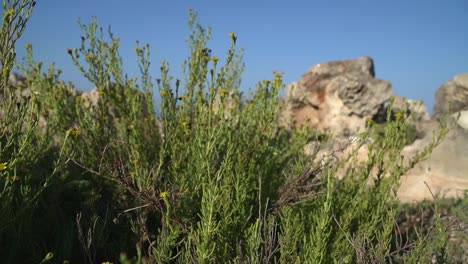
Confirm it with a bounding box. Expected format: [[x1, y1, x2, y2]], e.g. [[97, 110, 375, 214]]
[[132, 159, 138, 165], [5, 9, 14, 17], [181, 121, 189, 127], [72, 129, 81, 137], [219, 88, 229, 95], [274, 71, 283, 80], [98, 91, 104, 96], [229, 32, 237, 42], [135, 47, 141, 53], [101, 262, 113, 264], [67, 128, 81, 137], [71, 129, 81, 137], [395, 111, 404, 119], [179, 94, 188, 101], [366, 119, 374, 127], [262, 80, 270, 86], [159, 191, 168, 199], [211, 56, 219, 63], [160, 90, 167, 97], [0, 162, 7, 171], [85, 54, 95, 61]]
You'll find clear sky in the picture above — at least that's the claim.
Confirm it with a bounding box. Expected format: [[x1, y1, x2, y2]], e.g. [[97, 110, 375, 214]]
[[9, 0, 468, 112]]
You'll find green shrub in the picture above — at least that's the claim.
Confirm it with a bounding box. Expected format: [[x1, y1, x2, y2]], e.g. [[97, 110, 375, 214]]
[[0, 2, 461, 263]]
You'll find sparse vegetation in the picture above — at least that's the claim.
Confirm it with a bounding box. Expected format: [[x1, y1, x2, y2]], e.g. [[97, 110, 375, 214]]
[[1, 1, 466, 263]]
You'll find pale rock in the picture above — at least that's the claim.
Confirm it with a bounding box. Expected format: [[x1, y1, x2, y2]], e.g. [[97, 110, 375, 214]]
[[433, 73, 468, 120], [281, 56, 392, 137], [399, 112, 468, 202]]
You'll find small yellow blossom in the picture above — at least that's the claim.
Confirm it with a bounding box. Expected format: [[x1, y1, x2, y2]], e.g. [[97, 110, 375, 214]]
[[262, 80, 270, 86], [219, 88, 229, 95], [101, 262, 113, 264], [135, 47, 141, 53], [85, 54, 95, 61], [229, 32, 237, 40], [274, 71, 283, 80], [181, 121, 189, 127], [71, 129, 81, 137], [211, 56, 219, 63], [160, 90, 167, 97], [366, 119, 374, 127], [159, 191, 168, 199], [67, 128, 81, 137], [179, 94, 188, 101], [5, 9, 14, 17], [0, 162, 8, 171], [98, 91, 104, 96], [395, 111, 404, 119], [132, 159, 138, 165]]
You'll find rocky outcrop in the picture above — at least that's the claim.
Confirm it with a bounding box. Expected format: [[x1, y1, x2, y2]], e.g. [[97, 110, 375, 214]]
[[433, 73, 468, 120], [398, 111, 468, 202], [303, 111, 468, 203], [287, 59, 468, 202], [281, 56, 392, 137]]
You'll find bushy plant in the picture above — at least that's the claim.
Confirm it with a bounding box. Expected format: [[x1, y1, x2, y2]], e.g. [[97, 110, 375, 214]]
[[1, 1, 463, 263]]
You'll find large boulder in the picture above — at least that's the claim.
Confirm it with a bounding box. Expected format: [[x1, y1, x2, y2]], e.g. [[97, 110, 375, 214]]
[[281, 56, 392, 137], [398, 111, 468, 202], [303, 112, 468, 203], [433, 73, 468, 120]]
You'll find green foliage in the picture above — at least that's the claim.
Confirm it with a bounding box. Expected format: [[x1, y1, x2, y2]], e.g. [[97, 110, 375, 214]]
[[0, 3, 464, 263]]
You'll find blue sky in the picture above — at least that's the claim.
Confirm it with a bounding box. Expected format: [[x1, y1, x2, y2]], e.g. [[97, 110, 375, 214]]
[[10, 0, 468, 112]]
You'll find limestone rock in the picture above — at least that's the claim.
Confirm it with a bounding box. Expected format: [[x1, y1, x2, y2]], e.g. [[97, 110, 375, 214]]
[[433, 73, 468, 120], [281, 56, 392, 137], [399, 112, 468, 202]]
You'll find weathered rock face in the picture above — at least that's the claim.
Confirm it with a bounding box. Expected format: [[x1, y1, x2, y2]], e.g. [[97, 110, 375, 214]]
[[433, 73, 468, 120], [399, 111, 468, 202], [303, 111, 468, 203], [281, 56, 392, 137], [289, 62, 468, 202]]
